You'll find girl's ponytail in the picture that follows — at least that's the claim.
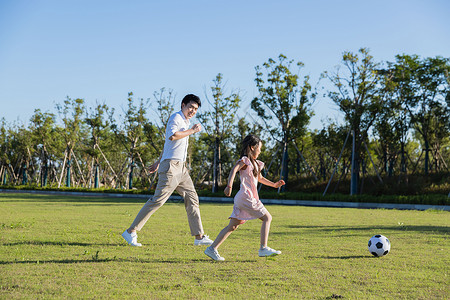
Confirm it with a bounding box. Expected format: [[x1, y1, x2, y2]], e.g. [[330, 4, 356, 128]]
[[240, 135, 261, 177]]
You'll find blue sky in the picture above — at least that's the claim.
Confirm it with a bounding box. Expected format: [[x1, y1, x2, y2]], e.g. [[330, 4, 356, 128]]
[[0, 0, 449, 130]]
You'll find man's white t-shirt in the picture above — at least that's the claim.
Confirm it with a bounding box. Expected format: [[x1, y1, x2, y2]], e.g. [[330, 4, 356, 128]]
[[160, 110, 190, 162]]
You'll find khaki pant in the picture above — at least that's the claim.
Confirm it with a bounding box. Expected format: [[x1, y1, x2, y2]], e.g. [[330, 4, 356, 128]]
[[130, 159, 204, 236]]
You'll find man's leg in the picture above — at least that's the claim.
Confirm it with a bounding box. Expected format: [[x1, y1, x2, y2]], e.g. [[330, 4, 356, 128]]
[[122, 160, 179, 246], [176, 164, 210, 245], [129, 177, 176, 231]]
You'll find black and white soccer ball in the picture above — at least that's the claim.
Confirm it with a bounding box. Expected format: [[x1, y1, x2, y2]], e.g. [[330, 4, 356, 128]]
[[368, 235, 390, 257]]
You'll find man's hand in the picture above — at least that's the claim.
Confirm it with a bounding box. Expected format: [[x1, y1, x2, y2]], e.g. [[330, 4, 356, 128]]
[[170, 124, 202, 141], [149, 161, 160, 174], [192, 123, 202, 133]]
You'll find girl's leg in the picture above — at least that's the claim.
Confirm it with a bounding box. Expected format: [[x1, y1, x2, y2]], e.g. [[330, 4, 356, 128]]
[[259, 212, 272, 248], [211, 218, 243, 249]]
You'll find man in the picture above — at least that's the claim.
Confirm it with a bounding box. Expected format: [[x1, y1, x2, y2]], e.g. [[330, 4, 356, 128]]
[[122, 94, 213, 247]]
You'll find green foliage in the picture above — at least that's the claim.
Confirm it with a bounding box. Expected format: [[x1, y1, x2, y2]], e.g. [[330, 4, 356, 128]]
[[310, 122, 351, 180], [252, 54, 314, 143], [55, 97, 86, 150], [324, 49, 382, 132], [251, 54, 315, 188], [145, 88, 176, 155], [386, 55, 450, 174], [195, 73, 243, 186], [322, 48, 383, 188], [197, 73, 241, 140], [0, 51, 449, 197]]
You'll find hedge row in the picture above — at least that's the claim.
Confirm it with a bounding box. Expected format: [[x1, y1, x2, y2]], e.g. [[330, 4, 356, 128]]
[[1, 185, 448, 206]]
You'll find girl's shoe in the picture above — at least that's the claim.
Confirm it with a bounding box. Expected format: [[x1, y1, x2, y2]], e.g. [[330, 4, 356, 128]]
[[258, 246, 281, 257], [204, 246, 225, 261]]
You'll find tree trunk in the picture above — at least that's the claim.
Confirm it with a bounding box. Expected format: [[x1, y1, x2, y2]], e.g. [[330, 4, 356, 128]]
[[66, 159, 71, 187], [42, 161, 48, 187], [21, 162, 28, 185], [129, 160, 134, 189], [280, 139, 289, 192], [350, 130, 358, 195], [400, 142, 406, 173], [212, 137, 219, 193], [94, 163, 99, 188], [424, 139, 429, 175], [388, 155, 394, 177]]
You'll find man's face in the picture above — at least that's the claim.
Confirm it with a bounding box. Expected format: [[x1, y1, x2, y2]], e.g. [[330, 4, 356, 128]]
[[181, 101, 199, 120]]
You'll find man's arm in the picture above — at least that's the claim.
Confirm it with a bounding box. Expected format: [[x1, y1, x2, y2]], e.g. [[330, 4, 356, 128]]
[[169, 123, 201, 141]]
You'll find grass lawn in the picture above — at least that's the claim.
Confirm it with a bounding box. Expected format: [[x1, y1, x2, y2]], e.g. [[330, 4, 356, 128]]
[[0, 193, 449, 299]]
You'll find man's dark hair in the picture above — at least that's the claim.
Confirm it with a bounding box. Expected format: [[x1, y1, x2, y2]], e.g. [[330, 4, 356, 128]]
[[181, 94, 201, 108]]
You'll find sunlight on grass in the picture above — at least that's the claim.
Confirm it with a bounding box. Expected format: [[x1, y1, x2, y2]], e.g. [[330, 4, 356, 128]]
[[0, 193, 448, 299]]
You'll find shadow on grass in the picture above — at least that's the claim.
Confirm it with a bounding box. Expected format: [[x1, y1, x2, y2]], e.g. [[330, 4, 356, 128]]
[[0, 198, 148, 204], [279, 225, 450, 234], [0, 258, 118, 264], [0, 257, 256, 264], [307, 255, 368, 260], [2, 241, 120, 247], [0, 193, 158, 204]]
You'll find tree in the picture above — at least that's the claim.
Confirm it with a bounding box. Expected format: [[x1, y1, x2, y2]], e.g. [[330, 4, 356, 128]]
[[6, 123, 33, 185], [427, 102, 450, 172], [0, 119, 13, 184], [311, 122, 351, 181], [55, 97, 86, 187], [376, 57, 416, 177], [85, 103, 114, 188], [145, 88, 176, 155], [197, 73, 241, 192], [141, 88, 177, 189], [110, 92, 150, 189], [29, 109, 57, 186], [323, 48, 383, 195], [397, 55, 450, 174], [251, 54, 314, 190]]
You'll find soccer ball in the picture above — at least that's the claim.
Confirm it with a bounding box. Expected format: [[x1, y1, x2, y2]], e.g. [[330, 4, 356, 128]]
[[368, 235, 390, 257]]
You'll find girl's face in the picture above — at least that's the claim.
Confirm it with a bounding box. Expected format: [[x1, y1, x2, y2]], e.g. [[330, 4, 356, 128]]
[[250, 141, 262, 159]]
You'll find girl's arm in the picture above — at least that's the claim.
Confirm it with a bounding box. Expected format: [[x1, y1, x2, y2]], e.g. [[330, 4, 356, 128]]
[[224, 160, 246, 197], [258, 173, 285, 189]]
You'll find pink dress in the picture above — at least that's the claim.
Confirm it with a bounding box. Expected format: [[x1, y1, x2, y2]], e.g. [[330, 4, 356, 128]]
[[229, 156, 268, 221]]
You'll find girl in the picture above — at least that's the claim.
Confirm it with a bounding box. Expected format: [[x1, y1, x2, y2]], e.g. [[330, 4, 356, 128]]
[[204, 135, 285, 261]]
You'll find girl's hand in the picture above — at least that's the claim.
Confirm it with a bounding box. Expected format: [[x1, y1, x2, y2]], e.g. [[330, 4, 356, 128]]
[[274, 180, 285, 188], [224, 186, 232, 197]]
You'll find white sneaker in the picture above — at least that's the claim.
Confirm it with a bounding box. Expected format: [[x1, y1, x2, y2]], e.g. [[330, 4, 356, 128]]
[[204, 246, 225, 261], [258, 246, 281, 257], [121, 230, 142, 247], [194, 235, 213, 246]]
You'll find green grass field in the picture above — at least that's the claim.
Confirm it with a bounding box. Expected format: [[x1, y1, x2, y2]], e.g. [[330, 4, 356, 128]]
[[1, 193, 449, 299]]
